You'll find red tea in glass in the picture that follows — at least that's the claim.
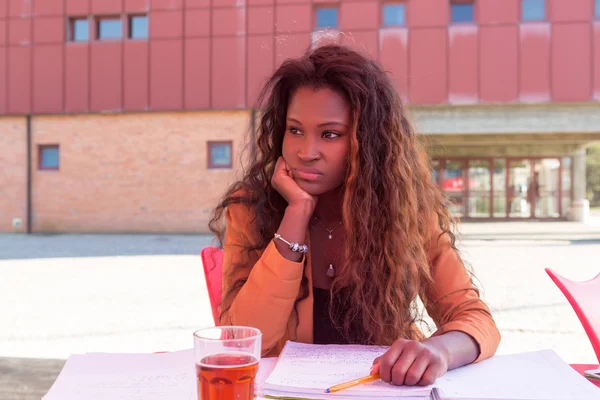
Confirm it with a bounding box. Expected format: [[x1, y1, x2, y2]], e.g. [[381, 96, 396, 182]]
[[196, 353, 259, 400], [194, 327, 262, 400]]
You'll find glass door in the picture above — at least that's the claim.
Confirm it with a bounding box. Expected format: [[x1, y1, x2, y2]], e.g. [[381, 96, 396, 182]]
[[508, 159, 532, 218], [493, 159, 506, 218], [561, 157, 572, 218], [533, 159, 560, 218], [442, 160, 466, 218], [468, 160, 491, 218]]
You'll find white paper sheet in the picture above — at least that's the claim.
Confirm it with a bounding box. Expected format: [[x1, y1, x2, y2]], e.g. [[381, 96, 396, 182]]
[[436, 349, 600, 400], [262, 341, 433, 398], [43, 349, 196, 400]]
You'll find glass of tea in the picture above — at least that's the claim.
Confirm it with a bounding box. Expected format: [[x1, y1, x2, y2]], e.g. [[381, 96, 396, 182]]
[[194, 326, 262, 400]]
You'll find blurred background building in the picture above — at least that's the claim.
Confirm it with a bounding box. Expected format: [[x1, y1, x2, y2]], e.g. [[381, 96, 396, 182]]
[[1, 0, 600, 233]]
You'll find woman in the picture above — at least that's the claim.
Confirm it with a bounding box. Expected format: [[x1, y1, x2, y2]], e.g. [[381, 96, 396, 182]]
[[209, 44, 500, 387]]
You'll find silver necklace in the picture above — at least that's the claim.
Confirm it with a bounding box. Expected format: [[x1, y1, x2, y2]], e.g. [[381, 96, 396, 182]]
[[312, 216, 343, 240], [312, 216, 343, 278]]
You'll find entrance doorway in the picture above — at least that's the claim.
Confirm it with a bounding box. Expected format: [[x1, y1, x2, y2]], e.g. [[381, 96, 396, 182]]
[[432, 157, 572, 220]]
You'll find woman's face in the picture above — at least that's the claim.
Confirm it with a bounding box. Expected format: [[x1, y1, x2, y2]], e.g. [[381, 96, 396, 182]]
[[282, 86, 351, 196]]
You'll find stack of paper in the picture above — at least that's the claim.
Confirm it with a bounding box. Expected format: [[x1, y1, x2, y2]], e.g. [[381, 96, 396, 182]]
[[261, 342, 600, 400], [43, 349, 197, 400]]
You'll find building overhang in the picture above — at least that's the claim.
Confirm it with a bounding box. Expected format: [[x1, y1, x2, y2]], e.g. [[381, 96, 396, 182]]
[[409, 102, 600, 136]]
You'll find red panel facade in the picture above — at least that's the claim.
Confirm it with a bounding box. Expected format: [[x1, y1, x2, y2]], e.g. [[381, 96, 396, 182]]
[[448, 25, 478, 104], [9, 19, 32, 45], [184, 38, 210, 109], [66, 0, 89, 15], [152, 0, 184, 10], [549, 0, 593, 22], [33, 45, 63, 113], [213, 7, 246, 36], [91, 0, 123, 14], [124, 41, 149, 111], [212, 36, 246, 109], [65, 45, 90, 113], [8, 46, 31, 114], [275, 33, 310, 67], [551, 23, 591, 101], [520, 23, 551, 102], [276, 0, 303, 4], [341, 30, 378, 58], [35, 0, 64, 16], [276, 4, 311, 33], [90, 43, 123, 112], [125, 0, 150, 13], [214, 0, 240, 7], [594, 22, 600, 101], [339, 1, 378, 31], [248, 6, 274, 35], [186, 0, 210, 8], [0, 47, 6, 113], [150, 10, 183, 38], [409, 0, 448, 27], [379, 28, 409, 102], [8, 0, 32, 17], [0, 21, 6, 45], [185, 9, 210, 37], [34, 17, 65, 44], [0, 0, 599, 116], [409, 28, 447, 104], [150, 40, 183, 110], [478, 0, 519, 25], [247, 35, 274, 107], [480, 25, 518, 102]]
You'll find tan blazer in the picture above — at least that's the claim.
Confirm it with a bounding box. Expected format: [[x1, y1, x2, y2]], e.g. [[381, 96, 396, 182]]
[[220, 203, 500, 361]]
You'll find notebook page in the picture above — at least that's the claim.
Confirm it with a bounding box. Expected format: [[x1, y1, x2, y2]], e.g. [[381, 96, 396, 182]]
[[263, 341, 433, 397], [436, 349, 600, 400], [43, 350, 196, 400]]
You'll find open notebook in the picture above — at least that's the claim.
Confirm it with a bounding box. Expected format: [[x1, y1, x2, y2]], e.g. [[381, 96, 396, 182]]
[[260, 341, 600, 400]]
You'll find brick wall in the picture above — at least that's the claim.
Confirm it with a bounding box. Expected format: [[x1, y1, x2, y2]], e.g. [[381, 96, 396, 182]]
[[0, 117, 28, 233], [29, 111, 250, 233]]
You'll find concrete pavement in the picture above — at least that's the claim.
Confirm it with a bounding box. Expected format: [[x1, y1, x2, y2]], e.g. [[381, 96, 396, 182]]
[[1, 222, 600, 399]]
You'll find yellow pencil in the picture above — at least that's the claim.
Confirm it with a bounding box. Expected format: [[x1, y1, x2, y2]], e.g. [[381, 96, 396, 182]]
[[324, 373, 380, 394]]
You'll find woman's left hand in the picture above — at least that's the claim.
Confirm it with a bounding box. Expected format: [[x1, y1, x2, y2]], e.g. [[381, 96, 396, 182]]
[[371, 338, 449, 386]]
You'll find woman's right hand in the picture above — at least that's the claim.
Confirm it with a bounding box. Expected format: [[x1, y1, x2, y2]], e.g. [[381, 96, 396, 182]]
[[271, 157, 318, 211]]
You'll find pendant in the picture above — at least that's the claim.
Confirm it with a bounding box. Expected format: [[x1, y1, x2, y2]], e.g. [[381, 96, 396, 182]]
[[327, 264, 335, 278], [328, 234, 332, 240]]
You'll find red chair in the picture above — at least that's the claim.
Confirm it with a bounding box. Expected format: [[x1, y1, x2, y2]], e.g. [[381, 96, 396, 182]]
[[201, 246, 224, 326], [545, 268, 600, 386]]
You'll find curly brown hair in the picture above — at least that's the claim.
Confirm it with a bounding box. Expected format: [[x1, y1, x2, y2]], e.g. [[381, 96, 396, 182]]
[[209, 44, 458, 346]]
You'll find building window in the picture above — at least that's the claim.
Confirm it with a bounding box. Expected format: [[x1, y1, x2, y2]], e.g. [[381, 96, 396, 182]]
[[522, 0, 545, 21], [208, 142, 233, 169], [383, 4, 406, 26], [97, 17, 122, 40], [316, 8, 338, 29], [129, 15, 148, 39], [451, 2, 474, 23], [68, 18, 89, 42], [39, 145, 60, 171]]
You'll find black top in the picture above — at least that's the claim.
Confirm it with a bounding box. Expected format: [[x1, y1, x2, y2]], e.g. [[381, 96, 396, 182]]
[[313, 287, 365, 345]]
